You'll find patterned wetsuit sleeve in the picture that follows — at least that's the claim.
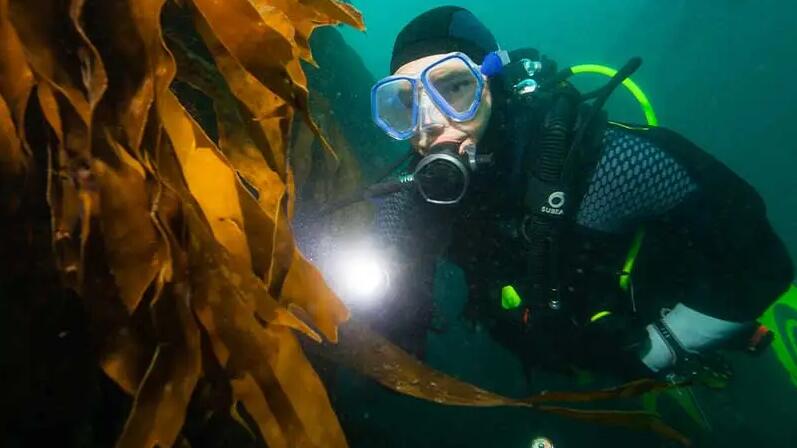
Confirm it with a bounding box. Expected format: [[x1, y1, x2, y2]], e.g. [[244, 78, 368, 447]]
[[576, 127, 698, 233], [370, 188, 453, 357], [578, 126, 793, 322]]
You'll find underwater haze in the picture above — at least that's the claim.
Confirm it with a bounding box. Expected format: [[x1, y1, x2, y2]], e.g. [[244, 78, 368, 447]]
[[325, 1, 797, 447], [1, 0, 795, 447], [341, 0, 797, 261]]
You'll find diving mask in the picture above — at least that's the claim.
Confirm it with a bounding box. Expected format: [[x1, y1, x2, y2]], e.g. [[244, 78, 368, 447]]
[[371, 51, 507, 140]]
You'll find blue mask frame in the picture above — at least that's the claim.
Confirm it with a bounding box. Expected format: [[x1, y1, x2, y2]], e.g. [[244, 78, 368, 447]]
[[371, 52, 487, 141]]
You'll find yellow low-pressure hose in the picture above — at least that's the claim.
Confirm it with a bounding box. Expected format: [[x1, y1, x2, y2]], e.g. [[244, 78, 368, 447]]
[[569, 64, 659, 126]]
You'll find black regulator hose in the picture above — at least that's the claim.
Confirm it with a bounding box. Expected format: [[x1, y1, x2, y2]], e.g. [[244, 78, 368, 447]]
[[316, 149, 415, 217], [524, 95, 576, 288], [565, 57, 642, 174], [316, 176, 413, 217], [536, 96, 575, 182], [524, 57, 642, 297]]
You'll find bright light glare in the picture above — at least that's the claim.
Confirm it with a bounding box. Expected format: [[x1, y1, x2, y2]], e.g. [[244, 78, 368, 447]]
[[319, 239, 392, 309], [333, 248, 389, 306], [344, 255, 385, 297]]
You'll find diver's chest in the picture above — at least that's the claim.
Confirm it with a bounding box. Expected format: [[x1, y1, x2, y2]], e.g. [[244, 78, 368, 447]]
[[454, 213, 635, 300]]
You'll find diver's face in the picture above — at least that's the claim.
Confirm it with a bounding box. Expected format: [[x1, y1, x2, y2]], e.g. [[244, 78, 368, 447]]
[[395, 53, 492, 156]]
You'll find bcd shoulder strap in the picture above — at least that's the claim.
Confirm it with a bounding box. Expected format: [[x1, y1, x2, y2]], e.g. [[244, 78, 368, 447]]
[[517, 57, 643, 315], [520, 93, 608, 312]]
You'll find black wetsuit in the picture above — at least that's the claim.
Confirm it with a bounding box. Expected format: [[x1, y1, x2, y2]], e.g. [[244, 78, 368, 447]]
[[372, 123, 794, 376]]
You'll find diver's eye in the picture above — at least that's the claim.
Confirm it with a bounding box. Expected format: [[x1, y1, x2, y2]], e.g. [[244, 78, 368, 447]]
[[445, 79, 469, 95], [438, 76, 475, 97], [398, 87, 414, 108], [433, 75, 478, 113]]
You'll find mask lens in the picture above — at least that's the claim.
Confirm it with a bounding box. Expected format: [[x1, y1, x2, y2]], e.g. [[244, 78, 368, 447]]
[[374, 78, 415, 136], [427, 57, 481, 116], [415, 154, 468, 204]]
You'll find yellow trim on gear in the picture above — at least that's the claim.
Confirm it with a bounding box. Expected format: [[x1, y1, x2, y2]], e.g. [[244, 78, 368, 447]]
[[589, 310, 613, 323], [569, 64, 659, 126], [608, 121, 651, 131], [760, 284, 797, 388]]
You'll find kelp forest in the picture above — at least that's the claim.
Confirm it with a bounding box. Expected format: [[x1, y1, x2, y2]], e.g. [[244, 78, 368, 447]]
[[0, 1, 692, 446]]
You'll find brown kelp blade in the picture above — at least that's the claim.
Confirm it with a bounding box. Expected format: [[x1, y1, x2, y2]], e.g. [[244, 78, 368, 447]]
[[154, 93, 347, 446], [193, 0, 341, 171], [178, 29, 351, 342], [177, 184, 347, 448], [0, 94, 25, 188], [2, 0, 368, 446], [84, 0, 166, 157], [8, 0, 106, 131], [0, 0, 34, 153], [189, 0, 303, 110], [115, 284, 202, 448], [320, 321, 690, 445], [10, 0, 111, 294], [156, 89, 321, 340], [92, 133, 168, 313], [298, 0, 364, 30], [537, 405, 693, 447], [525, 378, 679, 404], [190, 15, 293, 180]]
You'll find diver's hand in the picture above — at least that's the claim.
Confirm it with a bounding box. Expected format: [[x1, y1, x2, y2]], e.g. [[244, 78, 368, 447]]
[[640, 304, 747, 371], [639, 303, 747, 387]]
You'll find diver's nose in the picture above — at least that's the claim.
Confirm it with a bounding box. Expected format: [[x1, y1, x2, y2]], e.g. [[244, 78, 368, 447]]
[[417, 94, 446, 151], [418, 122, 445, 149]]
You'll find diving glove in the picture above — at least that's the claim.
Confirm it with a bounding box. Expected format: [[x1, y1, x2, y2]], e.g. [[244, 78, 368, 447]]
[[640, 303, 746, 386]]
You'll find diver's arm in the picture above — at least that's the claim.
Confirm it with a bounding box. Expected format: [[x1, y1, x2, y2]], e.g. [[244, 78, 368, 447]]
[[651, 129, 792, 319], [640, 127, 794, 320], [370, 188, 453, 358], [633, 127, 793, 371]]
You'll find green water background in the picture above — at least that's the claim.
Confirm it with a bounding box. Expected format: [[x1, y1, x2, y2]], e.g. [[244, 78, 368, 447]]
[[341, 0, 797, 262], [327, 1, 797, 447]]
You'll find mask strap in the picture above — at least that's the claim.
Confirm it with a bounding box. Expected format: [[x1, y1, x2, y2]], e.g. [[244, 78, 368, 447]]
[[481, 50, 510, 77]]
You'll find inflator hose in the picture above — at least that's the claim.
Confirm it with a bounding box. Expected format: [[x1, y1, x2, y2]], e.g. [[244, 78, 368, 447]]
[[525, 96, 576, 287]]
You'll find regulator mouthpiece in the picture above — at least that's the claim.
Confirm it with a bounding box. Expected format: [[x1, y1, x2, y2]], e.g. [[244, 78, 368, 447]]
[[413, 142, 492, 205]]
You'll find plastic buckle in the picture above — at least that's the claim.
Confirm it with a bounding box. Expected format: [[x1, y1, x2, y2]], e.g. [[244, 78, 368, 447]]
[[653, 319, 734, 388]]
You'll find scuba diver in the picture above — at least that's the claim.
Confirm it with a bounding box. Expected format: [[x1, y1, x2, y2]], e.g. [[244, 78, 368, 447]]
[[331, 6, 795, 383]]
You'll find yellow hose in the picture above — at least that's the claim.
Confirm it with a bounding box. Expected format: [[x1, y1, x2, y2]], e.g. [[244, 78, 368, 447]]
[[569, 64, 659, 126]]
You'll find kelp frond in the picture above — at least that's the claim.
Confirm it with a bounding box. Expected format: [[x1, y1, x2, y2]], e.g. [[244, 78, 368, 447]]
[[0, 0, 360, 446]]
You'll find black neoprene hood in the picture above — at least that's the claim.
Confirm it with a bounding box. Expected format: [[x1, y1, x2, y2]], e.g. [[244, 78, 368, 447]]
[[390, 6, 499, 74]]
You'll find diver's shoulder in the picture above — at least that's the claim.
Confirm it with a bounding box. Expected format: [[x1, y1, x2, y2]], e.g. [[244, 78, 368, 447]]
[[600, 121, 663, 153], [604, 121, 696, 149], [594, 122, 698, 186]]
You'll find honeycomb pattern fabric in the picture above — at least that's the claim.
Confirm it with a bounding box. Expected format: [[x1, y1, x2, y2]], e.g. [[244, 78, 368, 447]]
[[374, 188, 418, 249], [576, 127, 698, 233], [373, 187, 453, 255]]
